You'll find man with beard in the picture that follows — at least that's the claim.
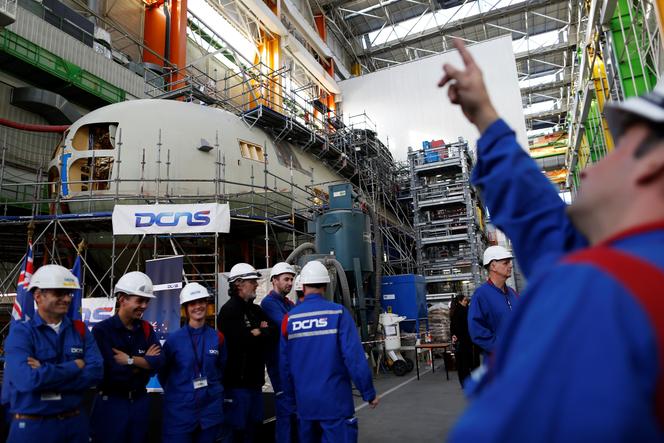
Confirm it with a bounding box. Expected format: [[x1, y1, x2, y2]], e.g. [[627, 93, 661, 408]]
[[90, 271, 164, 443], [261, 262, 298, 443], [440, 39, 664, 441], [218, 263, 275, 443]]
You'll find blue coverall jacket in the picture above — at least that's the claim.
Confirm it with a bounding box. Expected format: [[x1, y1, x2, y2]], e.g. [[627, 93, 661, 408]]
[[90, 314, 165, 443], [159, 324, 227, 434], [92, 314, 164, 393], [4, 314, 103, 414], [448, 119, 664, 441], [280, 294, 376, 420], [468, 281, 518, 353], [260, 290, 294, 391]]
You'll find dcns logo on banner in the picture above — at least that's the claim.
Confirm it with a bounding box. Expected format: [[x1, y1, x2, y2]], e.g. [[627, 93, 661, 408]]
[[292, 318, 328, 331], [82, 307, 113, 324], [134, 211, 211, 227]]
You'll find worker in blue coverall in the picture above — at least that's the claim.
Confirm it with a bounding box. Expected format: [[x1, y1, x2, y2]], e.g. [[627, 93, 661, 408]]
[[160, 282, 227, 443], [90, 271, 164, 443], [4, 264, 103, 443], [468, 245, 518, 355], [260, 262, 298, 443], [218, 262, 275, 443], [439, 38, 664, 441], [280, 261, 379, 443]]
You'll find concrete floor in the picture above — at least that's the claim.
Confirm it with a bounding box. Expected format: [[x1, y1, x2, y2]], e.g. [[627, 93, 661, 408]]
[[354, 364, 467, 442]]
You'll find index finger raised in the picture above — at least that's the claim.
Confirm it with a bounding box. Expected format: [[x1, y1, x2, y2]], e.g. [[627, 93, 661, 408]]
[[453, 38, 477, 69]]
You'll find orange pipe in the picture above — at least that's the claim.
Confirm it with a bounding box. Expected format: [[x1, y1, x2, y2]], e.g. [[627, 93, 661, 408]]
[[325, 59, 335, 113], [314, 15, 326, 41], [143, 2, 167, 65], [269, 37, 281, 109], [315, 17, 336, 119], [252, 30, 281, 110], [169, 0, 188, 89]]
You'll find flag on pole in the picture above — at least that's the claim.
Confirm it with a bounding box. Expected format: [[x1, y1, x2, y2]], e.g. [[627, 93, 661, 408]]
[[68, 255, 83, 320], [11, 242, 34, 321]]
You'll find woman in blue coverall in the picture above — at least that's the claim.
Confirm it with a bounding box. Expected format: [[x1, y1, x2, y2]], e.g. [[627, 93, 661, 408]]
[[159, 282, 227, 443]]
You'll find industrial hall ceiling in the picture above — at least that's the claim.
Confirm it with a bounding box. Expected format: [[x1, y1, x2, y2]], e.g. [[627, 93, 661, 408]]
[[316, 0, 577, 132]]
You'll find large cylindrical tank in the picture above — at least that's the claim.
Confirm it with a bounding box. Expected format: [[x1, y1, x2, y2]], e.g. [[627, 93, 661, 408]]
[[314, 209, 373, 274]]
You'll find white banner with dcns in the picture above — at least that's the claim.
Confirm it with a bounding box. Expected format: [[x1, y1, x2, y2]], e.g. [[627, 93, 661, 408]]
[[112, 203, 231, 235]]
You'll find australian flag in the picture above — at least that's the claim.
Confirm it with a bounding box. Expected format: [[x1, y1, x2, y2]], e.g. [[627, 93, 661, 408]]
[[11, 242, 34, 321]]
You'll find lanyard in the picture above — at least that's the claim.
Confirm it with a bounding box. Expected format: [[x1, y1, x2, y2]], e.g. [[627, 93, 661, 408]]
[[187, 326, 206, 378]]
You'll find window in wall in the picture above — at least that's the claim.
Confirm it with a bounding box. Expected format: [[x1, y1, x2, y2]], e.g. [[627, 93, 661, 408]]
[[239, 140, 265, 162], [72, 123, 118, 151], [69, 157, 114, 192]]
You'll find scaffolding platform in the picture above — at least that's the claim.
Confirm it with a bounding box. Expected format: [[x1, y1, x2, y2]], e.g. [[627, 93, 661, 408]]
[[242, 105, 325, 148]]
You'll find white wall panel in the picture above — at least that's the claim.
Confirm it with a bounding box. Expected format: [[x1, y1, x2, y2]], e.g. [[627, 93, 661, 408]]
[[339, 36, 527, 160]]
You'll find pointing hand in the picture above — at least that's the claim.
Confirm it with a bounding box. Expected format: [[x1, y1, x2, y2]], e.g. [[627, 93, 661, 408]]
[[437, 38, 498, 133]]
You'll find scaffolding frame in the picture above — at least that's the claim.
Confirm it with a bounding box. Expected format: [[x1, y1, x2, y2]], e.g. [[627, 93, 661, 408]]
[[407, 139, 486, 302], [566, 0, 663, 193], [0, 80, 416, 331], [139, 21, 417, 274], [0, 124, 327, 326], [0, 1, 418, 333]]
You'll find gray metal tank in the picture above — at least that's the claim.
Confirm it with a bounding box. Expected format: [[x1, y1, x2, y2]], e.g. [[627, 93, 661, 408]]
[[314, 209, 373, 275]]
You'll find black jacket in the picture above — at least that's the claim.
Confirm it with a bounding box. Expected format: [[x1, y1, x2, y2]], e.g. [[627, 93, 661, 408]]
[[450, 304, 471, 344], [217, 295, 275, 389]]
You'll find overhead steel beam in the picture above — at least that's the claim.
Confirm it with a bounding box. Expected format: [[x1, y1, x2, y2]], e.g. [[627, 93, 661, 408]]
[[486, 22, 528, 36], [341, 0, 402, 19], [520, 76, 570, 96], [525, 107, 567, 121], [514, 39, 576, 61], [529, 10, 569, 25], [361, 0, 568, 56], [339, 6, 385, 19]]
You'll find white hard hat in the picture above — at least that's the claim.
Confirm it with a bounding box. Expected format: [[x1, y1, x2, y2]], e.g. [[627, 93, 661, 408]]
[[180, 282, 210, 305], [300, 261, 331, 285], [605, 76, 664, 140], [483, 245, 513, 266], [228, 263, 261, 282], [28, 264, 80, 291], [270, 262, 296, 280], [293, 275, 303, 292], [114, 271, 155, 298]]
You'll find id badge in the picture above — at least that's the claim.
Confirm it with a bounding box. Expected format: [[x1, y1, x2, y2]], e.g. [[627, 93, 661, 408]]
[[193, 377, 208, 389], [41, 392, 62, 401]]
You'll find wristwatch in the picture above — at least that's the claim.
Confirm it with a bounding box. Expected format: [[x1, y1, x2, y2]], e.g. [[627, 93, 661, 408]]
[[127, 357, 134, 366]]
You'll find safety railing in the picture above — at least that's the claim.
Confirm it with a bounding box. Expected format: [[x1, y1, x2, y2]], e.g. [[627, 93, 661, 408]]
[[409, 142, 466, 168]]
